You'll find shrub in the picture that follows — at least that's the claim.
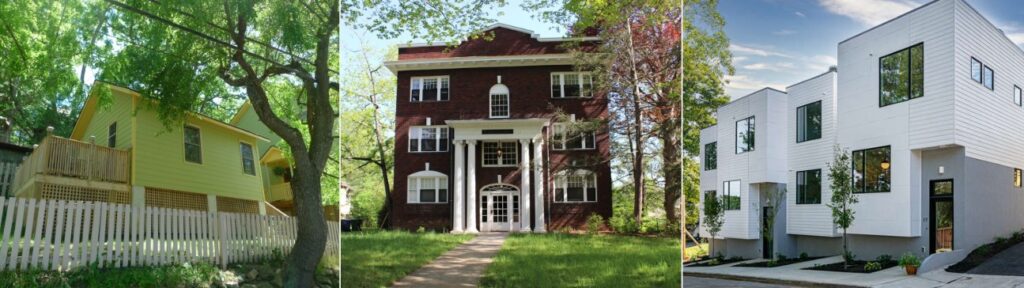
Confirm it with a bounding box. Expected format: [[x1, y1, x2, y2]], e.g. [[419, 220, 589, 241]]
[[898, 252, 920, 267], [416, 226, 427, 233], [875, 254, 893, 263], [864, 261, 882, 271], [708, 259, 720, 265], [586, 213, 604, 235], [776, 253, 788, 261], [843, 251, 857, 263], [799, 252, 809, 259], [609, 214, 638, 233]]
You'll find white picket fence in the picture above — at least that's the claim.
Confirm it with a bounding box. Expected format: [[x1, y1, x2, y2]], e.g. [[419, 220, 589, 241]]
[[0, 197, 339, 271], [0, 162, 17, 197]]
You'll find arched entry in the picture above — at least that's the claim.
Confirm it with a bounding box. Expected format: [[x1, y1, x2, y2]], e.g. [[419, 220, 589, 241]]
[[480, 184, 519, 232]]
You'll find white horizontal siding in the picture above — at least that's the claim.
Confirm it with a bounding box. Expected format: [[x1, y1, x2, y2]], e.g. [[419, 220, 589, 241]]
[[786, 71, 840, 237]]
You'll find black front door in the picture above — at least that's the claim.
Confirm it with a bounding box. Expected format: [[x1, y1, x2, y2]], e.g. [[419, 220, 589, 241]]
[[930, 179, 954, 253], [762, 206, 772, 259]]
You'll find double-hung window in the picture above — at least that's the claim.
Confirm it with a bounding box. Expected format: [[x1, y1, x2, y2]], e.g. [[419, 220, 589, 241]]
[[852, 146, 891, 193], [723, 180, 741, 210], [796, 169, 822, 204], [240, 142, 255, 175], [879, 43, 924, 106], [704, 142, 717, 171], [551, 72, 594, 98], [408, 126, 449, 152], [552, 123, 596, 150], [490, 92, 509, 118], [481, 141, 517, 167], [184, 125, 202, 164], [107, 122, 117, 148], [407, 174, 448, 203], [410, 76, 449, 102], [796, 101, 822, 143], [554, 170, 598, 202], [735, 116, 754, 154]]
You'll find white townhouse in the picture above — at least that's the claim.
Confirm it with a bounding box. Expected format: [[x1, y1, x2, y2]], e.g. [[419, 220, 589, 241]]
[[699, 0, 1024, 270]]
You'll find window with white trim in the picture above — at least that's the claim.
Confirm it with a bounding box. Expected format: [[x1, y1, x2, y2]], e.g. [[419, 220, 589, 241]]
[[408, 126, 449, 152], [481, 141, 517, 167], [551, 72, 594, 98], [410, 76, 449, 102], [407, 174, 448, 203], [552, 123, 596, 150], [490, 93, 509, 118], [554, 170, 597, 202]]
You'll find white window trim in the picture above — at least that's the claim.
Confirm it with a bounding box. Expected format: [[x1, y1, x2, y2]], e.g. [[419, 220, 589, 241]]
[[481, 141, 518, 167], [407, 170, 449, 204], [551, 123, 596, 151], [553, 170, 598, 203], [408, 125, 449, 153], [410, 76, 450, 102], [489, 93, 510, 119], [550, 72, 594, 98]]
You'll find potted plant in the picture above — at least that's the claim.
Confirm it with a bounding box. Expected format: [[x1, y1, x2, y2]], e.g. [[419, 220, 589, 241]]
[[899, 252, 920, 275]]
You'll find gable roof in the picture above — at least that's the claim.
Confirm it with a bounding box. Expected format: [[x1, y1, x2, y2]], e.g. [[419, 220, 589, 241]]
[[230, 101, 252, 125], [71, 83, 269, 142], [396, 23, 599, 48]]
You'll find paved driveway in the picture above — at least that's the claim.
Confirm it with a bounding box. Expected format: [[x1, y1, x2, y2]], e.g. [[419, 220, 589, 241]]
[[968, 242, 1024, 276], [685, 276, 802, 287]]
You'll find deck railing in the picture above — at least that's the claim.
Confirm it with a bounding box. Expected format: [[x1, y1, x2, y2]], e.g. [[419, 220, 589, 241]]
[[268, 182, 292, 202], [13, 135, 130, 192]]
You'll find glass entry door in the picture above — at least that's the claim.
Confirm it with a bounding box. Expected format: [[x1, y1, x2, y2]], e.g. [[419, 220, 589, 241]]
[[481, 184, 520, 232], [930, 180, 954, 253]]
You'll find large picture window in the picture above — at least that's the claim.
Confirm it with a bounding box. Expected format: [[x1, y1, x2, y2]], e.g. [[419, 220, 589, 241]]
[[879, 43, 924, 106], [482, 141, 518, 167], [797, 101, 822, 143], [407, 173, 449, 204], [408, 126, 449, 152], [551, 72, 594, 98], [852, 146, 891, 193], [723, 180, 741, 210], [552, 123, 596, 150], [410, 76, 449, 102], [704, 142, 717, 171], [554, 170, 598, 202], [184, 125, 202, 164], [736, 116, 754, 154], [796, 169, 822, 204]]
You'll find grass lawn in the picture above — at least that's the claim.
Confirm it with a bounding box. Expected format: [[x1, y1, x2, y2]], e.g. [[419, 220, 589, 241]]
[[480, 233, 680, 288], [340, 230, 475, 288], [684, 243, 708, 262], [0, 263, 220, 288]]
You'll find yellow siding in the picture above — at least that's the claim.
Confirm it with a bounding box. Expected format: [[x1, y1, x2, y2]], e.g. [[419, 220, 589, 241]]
[[75, 91, 133, 149], [132, 105, 264, 201], [232, 108, 281, 157]]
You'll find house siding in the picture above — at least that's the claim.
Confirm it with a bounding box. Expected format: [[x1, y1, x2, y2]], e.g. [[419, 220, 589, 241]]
[[785, 71, 839, 237], [77, 90, 134, 150]]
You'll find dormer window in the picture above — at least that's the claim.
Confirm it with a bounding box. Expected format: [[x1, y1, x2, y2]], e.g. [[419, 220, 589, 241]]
[[551, 72, 594, 98], [490, 76, 510, 118], [410, 76, 449, 102]]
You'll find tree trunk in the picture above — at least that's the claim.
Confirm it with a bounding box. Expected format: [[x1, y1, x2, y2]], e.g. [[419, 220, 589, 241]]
[[660, 113, 682, 226], [625, 20, 645, 226], [285, 164, 328, 286]]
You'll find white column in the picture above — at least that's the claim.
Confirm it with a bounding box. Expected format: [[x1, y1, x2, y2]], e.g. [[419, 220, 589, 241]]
[[519, 139, 532, 232], [466, 141, 479, 233], [533, 138, 546, 232], [452, 140, 466, 233]]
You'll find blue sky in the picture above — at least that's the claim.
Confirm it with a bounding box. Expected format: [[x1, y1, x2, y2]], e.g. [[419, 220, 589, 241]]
[[720, 0, 1024, 98]]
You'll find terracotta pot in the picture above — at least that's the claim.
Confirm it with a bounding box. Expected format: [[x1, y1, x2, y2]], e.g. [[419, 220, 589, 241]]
[[905, 265, 918, 275]]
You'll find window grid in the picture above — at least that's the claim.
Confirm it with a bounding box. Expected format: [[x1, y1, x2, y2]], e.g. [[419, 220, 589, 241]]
[[551, 123, 596, 150], [408, 126, 449, 152], [240, 142, 255, 175], [408, 176, 449, 204], [554, 171, 598, 203], [410, 76, 450, 102], [550, 72, 594, 98], [184, 125, 202, 164], [482, 141, 518, 167], [490, 93, 509, 118]]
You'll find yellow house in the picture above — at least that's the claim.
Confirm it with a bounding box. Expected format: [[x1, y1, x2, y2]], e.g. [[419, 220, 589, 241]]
[[12, 83, 277, 214], [229, 101, 295, 214]]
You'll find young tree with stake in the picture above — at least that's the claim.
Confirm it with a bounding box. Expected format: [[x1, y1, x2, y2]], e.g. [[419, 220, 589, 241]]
[[827, 145, 858, 268]]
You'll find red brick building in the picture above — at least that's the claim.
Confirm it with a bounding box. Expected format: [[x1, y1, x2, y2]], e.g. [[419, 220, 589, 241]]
[[384, 24, 612, 232]]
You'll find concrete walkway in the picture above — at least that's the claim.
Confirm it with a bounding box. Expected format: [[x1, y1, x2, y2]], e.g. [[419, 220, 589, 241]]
[[391, 232, 508, 288]]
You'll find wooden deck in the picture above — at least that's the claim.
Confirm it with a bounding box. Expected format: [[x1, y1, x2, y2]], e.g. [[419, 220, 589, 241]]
[[12, 135, 131, 198]]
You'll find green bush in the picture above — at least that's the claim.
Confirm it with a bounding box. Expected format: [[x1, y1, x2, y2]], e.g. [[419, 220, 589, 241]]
[[585, 213, 604, 235], [799, 252, 809, 259], [843, 251, 857, 263], [776, 253, 788, 261], [875, 254, 893, 263], [864, 261, 882, 271], [609, 214, 638, 233]]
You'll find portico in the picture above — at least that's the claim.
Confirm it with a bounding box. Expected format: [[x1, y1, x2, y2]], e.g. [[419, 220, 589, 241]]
[[447, 118, 549, 233]]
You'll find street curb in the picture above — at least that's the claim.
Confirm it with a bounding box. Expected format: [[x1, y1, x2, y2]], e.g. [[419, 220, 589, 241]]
[[683, 271, 869, 288]]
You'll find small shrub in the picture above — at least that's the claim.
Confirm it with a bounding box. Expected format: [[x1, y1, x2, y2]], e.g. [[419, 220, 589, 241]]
[[766, 260, 777, 266], [557, 226, 573, 234], [609, 214, 638, 233], [875, 254, 893, 263], [585, 213, 604, 235], [995, 237, 1009, 245], [416, 226, 427, 233], [708, 259, 720, 265], [776, 253, 788, 261], [864, 261, 882, 271], [842, 251, 857, 263], [799, 252, 809, 259], [898, 252, 920, 267], [1013, 230, 1023, 240], [715, 252, 725, 261]]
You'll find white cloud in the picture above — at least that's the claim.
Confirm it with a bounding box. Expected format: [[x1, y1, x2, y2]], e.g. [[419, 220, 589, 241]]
[[795, 11, 806, 18], [805, 55, 838, 72], [773, 29, 797, 36], [730, 44, 792, 58], [725, 74, 787, 97], [818, 0, 923, 26], [733, 56, 749, 63], [1007, 32, 1024, 47], [742, 62, 796, 72]]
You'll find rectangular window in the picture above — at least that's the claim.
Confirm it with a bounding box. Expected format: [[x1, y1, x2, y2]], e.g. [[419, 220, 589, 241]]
[[1015, 86, 1022, 106], [490, 93, 509, 118], [240, 142, 255, 175], [880, 43, 924, 106], [796, 169, 822, 204], [408, 126, 449, 152], [796, 101, 822, 143], [107, 122, 117, 148], [704, 142, 717, 171], [971, 58, 982, 83], [723, 180, 741, 210], [554, 172, 598, 203], [735, 116, 754, 154], [410, 76, 450, 102], [184, 125, 202, 164], [983, 65, 994, 90], [552, 123, 596, 150], [408, 176, 448, 204], [482, 141, 518, 167], [852, 146, 891, 193], [550, 72, 594, 98], [1015, 168, 1022, 188]]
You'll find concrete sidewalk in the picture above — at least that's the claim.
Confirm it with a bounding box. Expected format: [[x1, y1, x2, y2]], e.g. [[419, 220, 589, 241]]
[[685, 255, 1024, 288], [390, 232, 508, 288]]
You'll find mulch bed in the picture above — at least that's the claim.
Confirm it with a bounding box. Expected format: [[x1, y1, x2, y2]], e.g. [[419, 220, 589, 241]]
[[802, 260, 898, 273], [733, 257, 825, 268], [947, 232, 1024, 273], [687, 257, 748, 267]]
